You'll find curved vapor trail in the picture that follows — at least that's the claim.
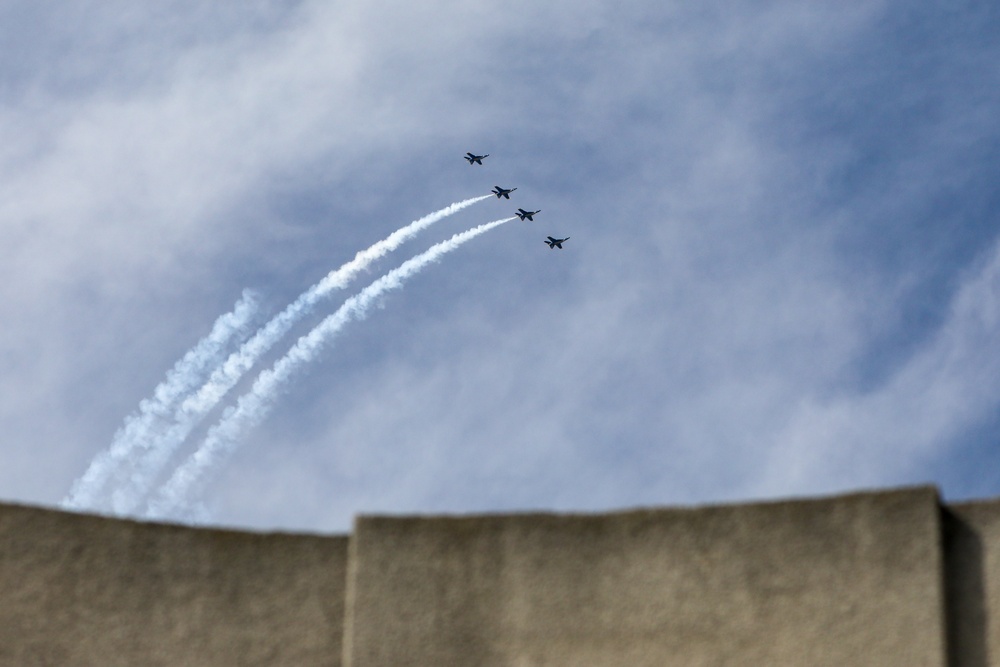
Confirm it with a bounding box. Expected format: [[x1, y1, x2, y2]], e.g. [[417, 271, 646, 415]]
[[61, 289, 260, 511], [110, 195, 491, 514], [146, 217, 514, 519]]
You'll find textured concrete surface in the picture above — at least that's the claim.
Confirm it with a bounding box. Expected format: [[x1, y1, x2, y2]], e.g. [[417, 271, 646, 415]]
[[8, 486, 1000, 666], [944, 502, 998, 667], [0, 503, 347, 667], [345, 487, 947, 667]]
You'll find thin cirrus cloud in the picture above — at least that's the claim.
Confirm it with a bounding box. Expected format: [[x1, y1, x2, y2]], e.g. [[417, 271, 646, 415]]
[[0, 0, 998, 532]]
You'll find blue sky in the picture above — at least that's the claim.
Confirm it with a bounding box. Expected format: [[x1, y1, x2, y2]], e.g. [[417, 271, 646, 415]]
[[2, 0, 999, 532]]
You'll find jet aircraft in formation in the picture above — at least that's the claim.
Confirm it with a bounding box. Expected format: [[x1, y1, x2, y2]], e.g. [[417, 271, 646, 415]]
[[492, 186, 517, 199], [465, 152, 568, 249]]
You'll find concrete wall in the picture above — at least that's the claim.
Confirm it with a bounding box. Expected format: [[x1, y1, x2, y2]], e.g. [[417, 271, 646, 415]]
[[943, 501, 1000, 667], [344, 487, 947, 667], [4, 486, 1000, 666], [0, 503, 347, 667]]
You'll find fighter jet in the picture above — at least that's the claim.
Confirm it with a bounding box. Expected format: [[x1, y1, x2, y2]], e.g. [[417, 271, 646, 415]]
[[545, 236, 570, 249], [464, 152, 489, 165], [515, 208, 541, 221], [492, 185, 517, 199]]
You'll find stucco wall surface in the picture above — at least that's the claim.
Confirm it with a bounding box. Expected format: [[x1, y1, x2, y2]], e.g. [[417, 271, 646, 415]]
[[344, 487, 947, 667], [945, 501, 1000, 667], [0, 503, 347, 667]]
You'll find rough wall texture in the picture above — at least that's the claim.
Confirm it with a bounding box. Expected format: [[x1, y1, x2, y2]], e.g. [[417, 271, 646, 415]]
[[944, 502, 999, 667], [4, 486, 1000, 666], [344, 487, 947, 667], [0, 503, 347, 667]]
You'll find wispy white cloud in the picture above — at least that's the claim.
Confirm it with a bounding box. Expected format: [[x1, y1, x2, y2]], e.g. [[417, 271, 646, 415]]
[[1, 0, 999, 531], [753, 236, 1000, 495]]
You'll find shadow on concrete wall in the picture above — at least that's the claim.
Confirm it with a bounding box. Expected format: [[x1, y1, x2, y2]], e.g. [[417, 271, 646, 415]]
[[943, 508, 988, 667]]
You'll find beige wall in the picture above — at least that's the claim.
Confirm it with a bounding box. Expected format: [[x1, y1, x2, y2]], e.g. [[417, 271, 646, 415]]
[[4, 486, 1000, 666], [944, 501, 1000, 667], [0, 503, 347, 667], [344, 487, 947, 667]]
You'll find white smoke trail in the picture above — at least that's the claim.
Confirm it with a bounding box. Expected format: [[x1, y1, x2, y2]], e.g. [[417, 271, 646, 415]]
[[110, 195, 491, 513], [61, 289, 260, 511], [146, 217, 514, 519]]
